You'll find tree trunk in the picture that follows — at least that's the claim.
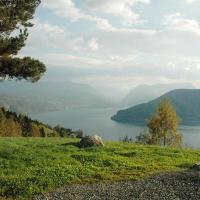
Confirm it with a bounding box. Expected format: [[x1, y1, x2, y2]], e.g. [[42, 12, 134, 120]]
[[164, 136, 166, 146]]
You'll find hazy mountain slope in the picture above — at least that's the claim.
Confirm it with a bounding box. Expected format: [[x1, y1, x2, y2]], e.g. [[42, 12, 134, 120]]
[[0, 95, 62, 114], [0, 81, 111, 114], [112, 89, 200, 126], [121, 83, 194, 107]]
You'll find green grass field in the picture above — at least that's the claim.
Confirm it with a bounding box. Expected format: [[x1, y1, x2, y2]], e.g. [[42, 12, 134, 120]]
[[0, 138, 200, 199]]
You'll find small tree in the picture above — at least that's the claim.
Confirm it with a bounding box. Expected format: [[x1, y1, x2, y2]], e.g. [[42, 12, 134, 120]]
[[135, 131, 151, 145], [147, 99, 182, 147], [40, 127, 46, 137], [75, 129, 84, 138]]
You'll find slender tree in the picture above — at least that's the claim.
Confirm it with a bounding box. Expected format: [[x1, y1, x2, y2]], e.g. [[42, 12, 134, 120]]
[[0, 0, 46, 82], [40, 127, 46, 137], [147, 99, 182, 147]]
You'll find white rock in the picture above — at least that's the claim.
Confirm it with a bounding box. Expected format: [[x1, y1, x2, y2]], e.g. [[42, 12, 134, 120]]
[[192, 162, 200, 171], [79, 135, 104, 148]]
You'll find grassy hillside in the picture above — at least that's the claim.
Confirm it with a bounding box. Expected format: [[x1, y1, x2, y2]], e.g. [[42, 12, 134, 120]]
[[112, 89, 200, 125], [0, 138, 200, 199]]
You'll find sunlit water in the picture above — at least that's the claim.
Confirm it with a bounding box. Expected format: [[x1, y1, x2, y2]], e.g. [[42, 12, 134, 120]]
[[31, 108, 200, 149]]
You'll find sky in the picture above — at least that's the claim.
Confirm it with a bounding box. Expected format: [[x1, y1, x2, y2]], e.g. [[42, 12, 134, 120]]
[[20, 0, 200, 98]]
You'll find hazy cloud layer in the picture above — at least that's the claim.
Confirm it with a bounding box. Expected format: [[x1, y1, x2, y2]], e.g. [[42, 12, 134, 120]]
[[20, 0, 200, 97]]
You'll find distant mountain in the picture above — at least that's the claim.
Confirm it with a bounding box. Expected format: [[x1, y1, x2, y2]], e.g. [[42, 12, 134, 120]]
[[112, 89, 200, 126], [121, 83, 194, 107], [0, 95, 62, 114], [0, 81, 111, 114]]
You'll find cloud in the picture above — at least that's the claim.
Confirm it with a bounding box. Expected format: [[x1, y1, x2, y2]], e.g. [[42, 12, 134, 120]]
[[20, 18, 87, 57], [42, 0, 81, 20], [42, 0, 114, 31], [25, 13, 200, 68], [164, 13, 200, 35], [41, 0, 151, 30], [21, 1, 200, 96], [86, 0, 151, 26], [184, 0, 198, 4], [24, 15, 200, 77], [88, 38, 99, 51]]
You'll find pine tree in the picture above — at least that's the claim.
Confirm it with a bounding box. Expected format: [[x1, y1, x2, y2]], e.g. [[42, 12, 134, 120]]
[[147, 99, 182, 147], [0, 0, 46, 82]]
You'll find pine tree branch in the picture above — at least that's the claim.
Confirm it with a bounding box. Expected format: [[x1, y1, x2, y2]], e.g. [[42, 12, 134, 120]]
[[0, 56, 46, 82]]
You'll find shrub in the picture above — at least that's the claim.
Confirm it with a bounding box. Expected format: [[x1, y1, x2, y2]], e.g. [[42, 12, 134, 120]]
[[120, 135, 134, 143]]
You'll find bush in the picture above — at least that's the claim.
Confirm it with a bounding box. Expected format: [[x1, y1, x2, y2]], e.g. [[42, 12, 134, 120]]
[[120, 135, 134, 143], [135, 132, 151, 145], [75, 129, 84, 138]]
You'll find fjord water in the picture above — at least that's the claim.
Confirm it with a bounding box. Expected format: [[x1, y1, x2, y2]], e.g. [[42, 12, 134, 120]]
[[31, 108, 200, 149]]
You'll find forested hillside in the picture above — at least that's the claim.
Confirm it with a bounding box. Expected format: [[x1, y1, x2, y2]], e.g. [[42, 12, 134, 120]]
[[0, 107, 80, 137], [112, 89, 200, 126], [121, 83, 194, 107]]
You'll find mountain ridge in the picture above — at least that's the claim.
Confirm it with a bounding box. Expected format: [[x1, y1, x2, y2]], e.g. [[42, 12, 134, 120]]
[[112, 89, 200, 126], [121, 83, 194, 107], [0, 81, 111, 114]]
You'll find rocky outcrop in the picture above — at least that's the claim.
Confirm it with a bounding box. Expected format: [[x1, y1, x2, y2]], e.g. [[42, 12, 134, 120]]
[[192, 162, 200, 171], [79, 135, 104, 148]]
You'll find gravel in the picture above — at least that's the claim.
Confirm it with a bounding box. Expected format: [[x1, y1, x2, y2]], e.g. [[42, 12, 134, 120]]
[[36, 171, 200, 200]]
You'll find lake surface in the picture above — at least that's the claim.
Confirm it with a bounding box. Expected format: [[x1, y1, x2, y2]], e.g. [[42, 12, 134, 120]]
[[31, 108, 200, 149]]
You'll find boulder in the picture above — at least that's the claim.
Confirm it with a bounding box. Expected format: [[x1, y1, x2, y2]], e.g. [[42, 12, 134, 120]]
[[79, 135, 104, 148], [192, 162, 200, 171], [69, 133, 76, 138]]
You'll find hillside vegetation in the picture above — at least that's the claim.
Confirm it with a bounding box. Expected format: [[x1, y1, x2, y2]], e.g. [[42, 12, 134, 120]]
[[0, 138, 200, 199], [112, 89, 200, 125], [0, 107, 80, 137]]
